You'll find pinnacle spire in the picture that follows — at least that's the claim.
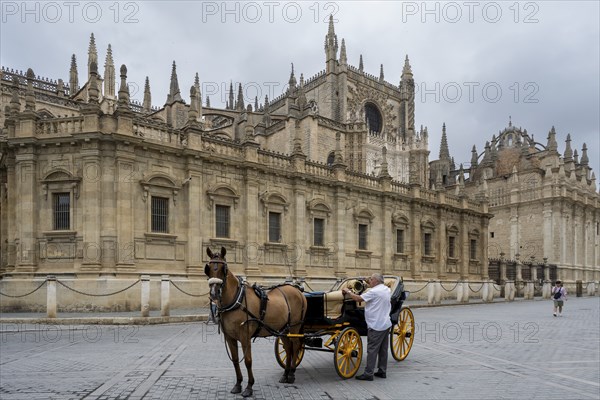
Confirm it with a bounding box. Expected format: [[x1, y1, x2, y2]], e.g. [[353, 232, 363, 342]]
[[340, 39, 347, 65], [69, 54, 79, 94], [103, 44, 115, 98], [88, 33, 98, 81], [439, 123, 450, 159], [143, 76, 151, 113], [581, 143, 589, 166], [288, 63, 297, 91], [228, 81, 234, 110], [117, 64, 130, 111], [471, 145, 478, 167], [547, 126, 558, 152], [564, 133, 573, 160], [206, 95, 210, 108], [236, 82, 244, 111], [166, 61, 182, 104], [324, 14, 338, 72], [359, 54, 364, 72], [402, 55, 413, 78], [379, 64, 384, 81]]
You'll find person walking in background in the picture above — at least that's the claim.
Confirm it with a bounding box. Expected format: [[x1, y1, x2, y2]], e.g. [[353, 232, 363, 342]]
[[342, 273, 392, 380], [552, 280, 567, 317]]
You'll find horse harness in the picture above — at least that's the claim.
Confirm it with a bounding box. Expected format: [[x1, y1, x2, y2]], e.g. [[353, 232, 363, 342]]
[[208, 257, 301, 338]]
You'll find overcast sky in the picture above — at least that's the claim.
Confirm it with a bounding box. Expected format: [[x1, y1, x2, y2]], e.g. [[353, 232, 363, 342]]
[[2, 1, 598, 182]]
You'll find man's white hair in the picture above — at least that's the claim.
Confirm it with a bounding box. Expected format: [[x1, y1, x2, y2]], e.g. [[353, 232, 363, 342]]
[[371, 273, 384, 284]]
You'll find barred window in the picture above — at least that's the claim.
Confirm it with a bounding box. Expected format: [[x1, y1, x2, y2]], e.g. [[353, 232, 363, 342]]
[[396, 229, 404, 253], [53, 193, 70, 230], [448, 236, 455, 258], [470, 239, 477, 260], [151, 196, 169, 233], [424, 233, 432, 255], [215, 205, 230, 238], [358, 224, 368, 250], [269, 212, 281, 242], [314, 218, 324, 246]]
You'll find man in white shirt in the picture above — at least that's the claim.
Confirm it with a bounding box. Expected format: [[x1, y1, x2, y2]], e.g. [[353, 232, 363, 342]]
[[342, 273, 392, 380]]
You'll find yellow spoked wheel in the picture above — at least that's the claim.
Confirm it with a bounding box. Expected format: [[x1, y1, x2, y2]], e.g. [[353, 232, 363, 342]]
[[334, 327, 363, 379], [274, 337, 304, 369], [391, 307, 415, 361]]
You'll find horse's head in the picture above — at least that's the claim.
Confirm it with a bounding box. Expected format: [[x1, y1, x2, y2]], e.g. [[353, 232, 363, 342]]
[[205, 246, 228, 301]]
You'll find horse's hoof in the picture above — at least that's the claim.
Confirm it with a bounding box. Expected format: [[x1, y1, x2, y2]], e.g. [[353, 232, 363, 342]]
[[279, 375, 288, 383], [242, 388, 253, 397], [231, 385, 242, 394], [287, 375, 295, 384]]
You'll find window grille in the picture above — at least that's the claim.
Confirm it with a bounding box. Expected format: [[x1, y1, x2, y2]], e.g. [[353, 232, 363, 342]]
[[314, 218, 324, 246], [396, 229, 404, 253], [215, 205, 230, 238], [151, 196, 169, 233], [424, 233, 432, 255], [269, 212, 281, 242], [358, 224, 368, 250], [53, 193, 70, 230]]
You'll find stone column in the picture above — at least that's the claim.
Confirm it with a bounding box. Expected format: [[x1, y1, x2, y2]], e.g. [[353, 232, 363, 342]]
[[81, 141, 102, 271], [333, 188, 348, 278], [185, 158, 203, 274], [515, 255, 523, 297], [244, 169, 261, 279], [141, 274, 150, 317], [381, 197, 392, 275], [505, 280, 515, 301], [437, 212, 447, 279], [15, 151, 37, 272], [115, 144, 135, 270], [410, 199, 421, 279], [46, 275, 57, 318], [542, 205, 553, 266], [500, 253, 507, 283], [293, 187, 307, 278], [161, 275, 170, 317]]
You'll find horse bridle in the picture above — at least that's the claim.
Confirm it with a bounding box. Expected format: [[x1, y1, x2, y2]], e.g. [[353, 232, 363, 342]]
[[205, 257, 245, 313]]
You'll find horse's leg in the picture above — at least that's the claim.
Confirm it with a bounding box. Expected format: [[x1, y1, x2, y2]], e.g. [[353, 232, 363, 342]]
[[286, 337, 301, 384], [279, 337, 292, 383], [240, 338, 254, 398], [225, 336, 243, 394]]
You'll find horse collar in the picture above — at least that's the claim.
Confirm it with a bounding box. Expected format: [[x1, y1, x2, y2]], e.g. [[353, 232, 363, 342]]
[[218, 276, 245, 314]]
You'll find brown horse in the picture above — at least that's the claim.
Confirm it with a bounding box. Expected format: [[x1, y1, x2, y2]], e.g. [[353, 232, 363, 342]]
[[205, 247, 306, 397]]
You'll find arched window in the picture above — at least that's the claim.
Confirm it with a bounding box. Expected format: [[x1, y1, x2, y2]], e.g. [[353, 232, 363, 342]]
[[364, 102, 382, 134]]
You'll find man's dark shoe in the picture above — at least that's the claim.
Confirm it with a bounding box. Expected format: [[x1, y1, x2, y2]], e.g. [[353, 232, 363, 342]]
[[374, 370, 386, 378], [355, 373, 373, 381]]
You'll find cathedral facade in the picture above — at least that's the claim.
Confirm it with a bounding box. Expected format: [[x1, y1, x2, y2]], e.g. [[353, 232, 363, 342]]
[[429, 120, 600, 284], [0, 19, 553, 310]]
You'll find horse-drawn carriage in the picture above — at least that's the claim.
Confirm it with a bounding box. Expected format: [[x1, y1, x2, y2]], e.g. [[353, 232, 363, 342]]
[[274, 276, 415, 379], [205, 247, 415, 397]]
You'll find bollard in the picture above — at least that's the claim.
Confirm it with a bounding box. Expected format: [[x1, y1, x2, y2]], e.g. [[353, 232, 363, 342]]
[[456, 281, 464, 303], [427, 280, 435, 305], [141, 274, 150, 317], [505, 280, 515, 301], [486, 280, 495, 302], [482, 282, 489, 303], [525, 281, 534, 300], [161, 275, 170, 317], [434, 281, 442, 304], [542, 280, 551, 299], [587, 282, 596, 296], [576, 280, 583, 297], [463, 281, 470, 303], [46, 275, 57, 318]]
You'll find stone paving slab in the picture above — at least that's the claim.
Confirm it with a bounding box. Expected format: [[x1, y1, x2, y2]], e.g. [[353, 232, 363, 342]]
[[0, 298, 598, 399]]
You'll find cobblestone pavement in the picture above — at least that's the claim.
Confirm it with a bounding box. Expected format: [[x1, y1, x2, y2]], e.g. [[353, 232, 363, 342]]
[[1, 297, 598, 400]]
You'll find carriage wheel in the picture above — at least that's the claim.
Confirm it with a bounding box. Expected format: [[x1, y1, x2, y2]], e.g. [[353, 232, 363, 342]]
[[334, 327, 363, 379], [274, 337, 304, 369], [391, 307, 415, 361]]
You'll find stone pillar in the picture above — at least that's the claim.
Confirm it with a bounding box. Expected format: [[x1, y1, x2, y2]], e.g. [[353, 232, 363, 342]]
[[81, 142, 102, 271], [434, 280, 442, 304], [500, 253, 507, 283], [46, 275, 57, 318], [587, 282, 596, 296], [486, 280, 495, 302], [515, 255, 523, 297], [381, 198, 392, 275], [141, 274, 150, 317], [244, 169, 261, 279], [185, 159, 203, 274], [438, 213, 446, 279], [456, 281, 464, 303], [505, 280, 515, 301], [427, 280, 435, 305], [462, 281, 470, 302], [161, 275, 170, 317], [543, 205, 553, 265], [15, 151, 37, 272], [333, 188, 348, 278], [293, 187, 307, 277], [115, 144, 136, 270], [542, 280, 552, 299], [410, 200, 421, 279], [543, 257, 550, 281]]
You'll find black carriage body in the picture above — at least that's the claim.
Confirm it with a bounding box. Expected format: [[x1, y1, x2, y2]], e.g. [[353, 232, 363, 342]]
[[303, 277, 407, 337]]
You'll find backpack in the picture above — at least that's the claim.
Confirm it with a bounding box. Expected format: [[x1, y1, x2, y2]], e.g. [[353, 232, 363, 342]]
[[553, 288, 562, 299]]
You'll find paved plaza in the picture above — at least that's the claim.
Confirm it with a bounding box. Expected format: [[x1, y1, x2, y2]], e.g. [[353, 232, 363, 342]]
[[1, 297, 599, 400]]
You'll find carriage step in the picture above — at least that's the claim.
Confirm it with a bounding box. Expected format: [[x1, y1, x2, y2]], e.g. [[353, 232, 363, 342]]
[[305, 337, 323, 348]]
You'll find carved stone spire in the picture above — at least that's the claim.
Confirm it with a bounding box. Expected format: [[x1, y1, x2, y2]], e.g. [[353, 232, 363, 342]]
[[87, 62, 99, 103], [254, 96, 259, 112], [359, 54, 364, 72], [103, 44, 115, 98], [142, 76, 151, 113], [166, 61, 182, 104], [324, 14, 338, 73], [236, 82, 244, 111], [188, 86, 198, 122], [25, 68, 36, 110], [379, 64, 384, 81], [573, 149, 579, 164], [379, 147, 390, 178], [402, 55, 413, 79], [471, 145, 479, 167], [69, 54, 79, 94], [194, 72, 202, 116], [546, 126, 558, 152], [228, 81, 234, 110], [333, 131, 344, 165], [340, 39, 347, 65], [439, 123, 450, 160], [399, 55, 415, 137], [288, 63, 297, 93], [580, 143, 589, 166], [564, 133, 573, 161], [117, 64, 131, 111], [206, 95, 210, 108], [87, 33, 98, 81], [10, 75, 21, 115]]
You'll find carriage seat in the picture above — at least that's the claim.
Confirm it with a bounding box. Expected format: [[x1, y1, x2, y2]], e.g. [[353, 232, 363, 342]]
[[323, 278, 400, 319]]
